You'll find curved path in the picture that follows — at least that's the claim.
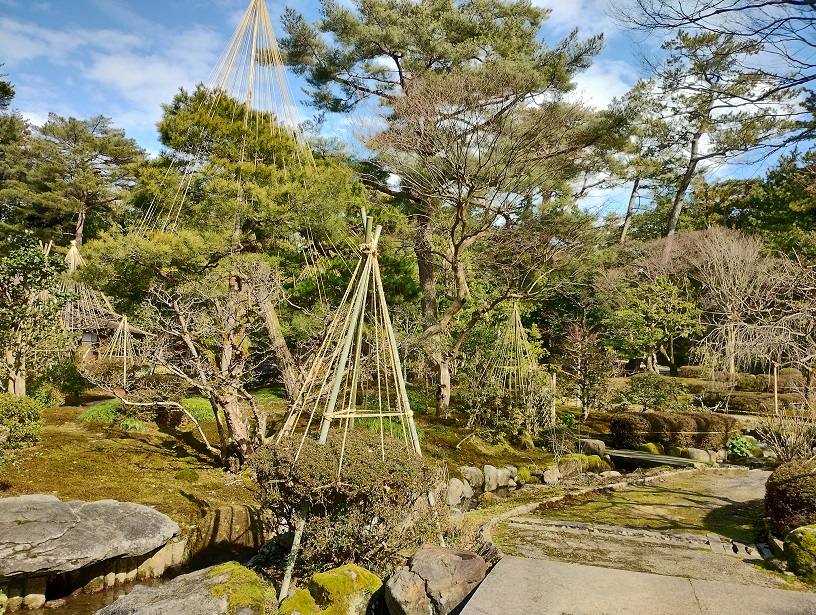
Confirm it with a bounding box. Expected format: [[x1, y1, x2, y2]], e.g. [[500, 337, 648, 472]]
[[462, 468, 816, 615]]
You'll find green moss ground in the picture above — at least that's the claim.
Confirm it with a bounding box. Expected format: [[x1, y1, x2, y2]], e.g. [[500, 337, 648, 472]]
[[0, 405, 255, 528], [528, 474, 764, 542]]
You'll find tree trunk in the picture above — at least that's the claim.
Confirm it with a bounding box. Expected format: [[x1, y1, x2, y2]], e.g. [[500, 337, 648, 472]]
[[662, 126, 705, 264], [257, 294, 300, 400], [415, 211, 438, 328], [646, 352, 658, 373], [665, 129, 703, 239], [435, 353, 452, 418], [5, 349, 25, 396], [619, 178, 640, 245], [218, 390, 253, 466], [75, 207, 87, 246]]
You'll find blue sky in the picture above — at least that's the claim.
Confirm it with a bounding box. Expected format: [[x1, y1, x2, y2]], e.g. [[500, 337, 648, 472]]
[[0, 0, 641, 156]]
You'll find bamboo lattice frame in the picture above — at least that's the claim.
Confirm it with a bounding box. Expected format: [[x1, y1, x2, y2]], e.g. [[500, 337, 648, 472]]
[[277, 208, 423, 466]]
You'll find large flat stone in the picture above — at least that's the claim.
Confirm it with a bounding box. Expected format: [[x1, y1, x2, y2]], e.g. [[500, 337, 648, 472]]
[[0, 495, 179, 578], [459, 556, 816, 615]]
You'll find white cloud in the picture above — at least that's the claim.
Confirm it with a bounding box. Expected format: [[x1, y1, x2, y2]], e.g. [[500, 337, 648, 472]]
[[570, 59, 637, 109], [535, 0, 617, 40]]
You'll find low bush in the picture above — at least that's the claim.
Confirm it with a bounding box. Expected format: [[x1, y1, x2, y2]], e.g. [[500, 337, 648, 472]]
[[766, 459, 816, 537], [735, 374, 764, 393], [28, 383, 65, 409], [0, 393, 43, 448], [610, 410, 740, 450], [78, 399, 120, 423], [609, 414, 650, 449], [678, 366, 712, 379], [249, 430, 450, 577], [617, 373, 691, 412], [725, 435, 756, 459]]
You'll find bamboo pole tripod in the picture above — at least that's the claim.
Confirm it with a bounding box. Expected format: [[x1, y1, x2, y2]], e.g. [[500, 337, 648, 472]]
[[276, 209, 433, 600]]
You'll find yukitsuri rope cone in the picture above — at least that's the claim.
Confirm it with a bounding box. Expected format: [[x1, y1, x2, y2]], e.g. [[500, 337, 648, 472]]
[[274, 209, 434, 600], [137, 0, 312, 235]]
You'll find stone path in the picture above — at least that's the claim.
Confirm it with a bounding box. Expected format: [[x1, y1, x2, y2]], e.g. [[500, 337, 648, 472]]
[[492, 468, 791, 587], [460, 556, 816, 615], [467, 468, 816, 613]]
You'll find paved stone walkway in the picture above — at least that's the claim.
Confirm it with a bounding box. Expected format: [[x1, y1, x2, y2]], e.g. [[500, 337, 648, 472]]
[[460, 556, 816, 615]]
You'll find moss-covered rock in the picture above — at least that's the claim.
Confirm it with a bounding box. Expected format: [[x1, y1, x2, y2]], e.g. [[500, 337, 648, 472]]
[[208, 562, 273, 615], [637, 442, 665, 455], [309, 564, 382, 615], [279, 589, 320, 615], [279, 565, 382, 615], [559, 453, 611, 476], [766, 459, 816, 537], [785, 525, 816, 581]]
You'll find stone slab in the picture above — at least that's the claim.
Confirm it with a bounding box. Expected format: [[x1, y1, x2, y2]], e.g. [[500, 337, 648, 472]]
[[0, 495, 179, 578], [459, 556, 816, 615], [691, 578, 816, 615]]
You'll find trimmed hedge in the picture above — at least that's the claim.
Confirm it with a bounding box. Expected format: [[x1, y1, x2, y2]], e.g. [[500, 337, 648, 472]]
[[678, 365, 712, 379], [0, 393, 44, 448], [766, 459, 816, 538], [610, 411, 740, 451]]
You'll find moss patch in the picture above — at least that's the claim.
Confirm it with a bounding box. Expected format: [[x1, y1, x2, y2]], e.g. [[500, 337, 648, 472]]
[[308, 564, 382, 614], [0, 405, 254, 527], [209, 562, 270, 615], [279, 589, 320, 615], [785, 525, 816, 581], [525, 472, 764, 542]]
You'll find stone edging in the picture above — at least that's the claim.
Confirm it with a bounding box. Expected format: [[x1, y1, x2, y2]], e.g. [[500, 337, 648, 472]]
[[479, 465, 750, 559]]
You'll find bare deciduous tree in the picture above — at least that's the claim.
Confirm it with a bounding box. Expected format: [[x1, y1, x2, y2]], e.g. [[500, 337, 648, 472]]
[[368, 71, 621, 415]]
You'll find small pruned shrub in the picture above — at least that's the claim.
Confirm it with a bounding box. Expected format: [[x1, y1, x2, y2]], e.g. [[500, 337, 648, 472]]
[[756, 372, 806, 394], [766, 459, 816, 537], [678, 365, 712, 379], [0, 393, 43, 448], [735, 374, 764, 393], [610, 410, 739, 450], [609, 414, 651, 449], [249, 430, 449, 577]]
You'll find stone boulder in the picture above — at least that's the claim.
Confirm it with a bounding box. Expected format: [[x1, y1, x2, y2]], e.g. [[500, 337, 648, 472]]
[[459, 467, 483, 490], [504, 465, 518, 480], [579, 438, 605, 457], [483, 465, 498, 492], [462, 480, 474, 501], [446, 478, 465, 507], [496, 468, 511, 488], [385, 546, 487, 615], [601, 471, 622, 479], [309, 564, 382, 615], [686, 448, 714, 463], [0, 495, 179, 578], [96, 562, 268, 615], [785, 525, 816, 581], [542, 464, 560, 486]]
